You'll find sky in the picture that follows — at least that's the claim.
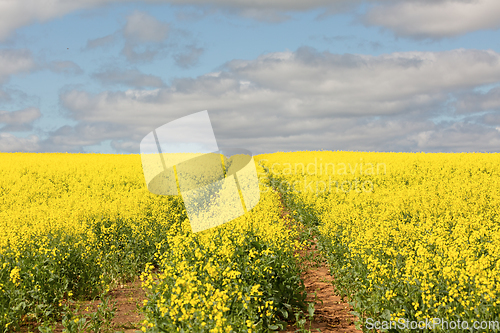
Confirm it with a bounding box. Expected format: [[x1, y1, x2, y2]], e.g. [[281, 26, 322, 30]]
[[1, 0, 500, 154]]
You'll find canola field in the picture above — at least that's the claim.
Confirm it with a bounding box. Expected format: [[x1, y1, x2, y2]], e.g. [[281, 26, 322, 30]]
[[1, 151, 500, 332], [0, 153, 306, 332], [257, 151, 500, 332]]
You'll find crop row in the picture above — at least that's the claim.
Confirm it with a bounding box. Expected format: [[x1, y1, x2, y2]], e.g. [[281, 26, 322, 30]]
[[0, 153, 308, 332], [257, 151, 500, 332]]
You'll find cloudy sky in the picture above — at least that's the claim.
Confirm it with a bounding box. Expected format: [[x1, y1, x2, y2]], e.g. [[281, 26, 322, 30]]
[[1, 0, 500, 154]]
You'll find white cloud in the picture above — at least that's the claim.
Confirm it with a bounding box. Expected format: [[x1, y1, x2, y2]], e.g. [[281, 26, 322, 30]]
[[43, 123, 129, 148], [123, 11, 170, 43], [85, 33, 118, 50], [83, 11, 203, 66], [54, 47, 500, 153], [0, 133, 39, 152], [0, 0, 167, 42], [454, 86, 500, 114], [82, 11, 176, 63], [0, 49, 36, 83], [0, 0, 88, 41], [409, 122, 500, 151], [236, 8, 291, 22], [173, 45, 204, 68], [364, 0, 500, 39], [2, 0, 499, 42], [0, 0, 345, 42], [0, 107, 41, 124], [482, 113, 500, 126], [48, 61, 84, 76], [120, 11, 171, 62], [0, 88, 40, 114], [0, 107, 41, 132], [92, 68, 165, 88]]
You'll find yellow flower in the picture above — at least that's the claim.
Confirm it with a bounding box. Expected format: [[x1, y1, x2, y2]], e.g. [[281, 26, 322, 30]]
[[9, 267, 21, 286]]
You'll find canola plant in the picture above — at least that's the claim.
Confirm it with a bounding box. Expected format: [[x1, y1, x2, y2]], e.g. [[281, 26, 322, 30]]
[[1, 151, 499, 332], [0, 153, 305, 332], [257, 151, 500, 332]]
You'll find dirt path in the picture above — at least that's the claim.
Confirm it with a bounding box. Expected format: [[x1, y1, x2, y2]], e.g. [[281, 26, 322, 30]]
[[19, 279, 147, 332], [277, 192, 362, 333], [105, 279, 146, 332], [280, 241, 362, 333]]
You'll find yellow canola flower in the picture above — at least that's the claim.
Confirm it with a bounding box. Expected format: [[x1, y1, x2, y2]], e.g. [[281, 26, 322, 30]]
[[257, 151, 500, 323]]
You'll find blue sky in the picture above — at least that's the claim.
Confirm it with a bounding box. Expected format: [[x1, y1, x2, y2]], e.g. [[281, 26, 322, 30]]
[[1, 0, 500, 154]]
